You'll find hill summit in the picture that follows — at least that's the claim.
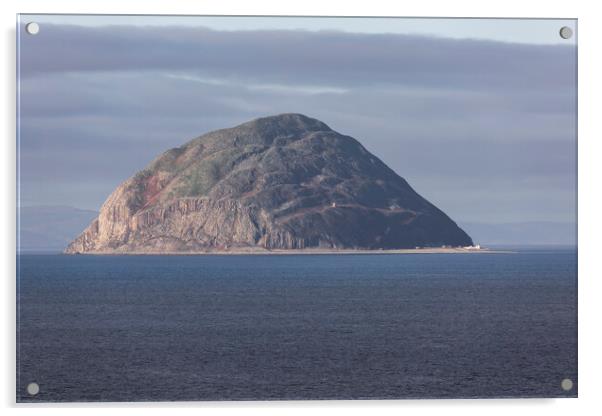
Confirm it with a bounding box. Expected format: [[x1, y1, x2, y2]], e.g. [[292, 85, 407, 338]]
[[66, 114, 472, 253]]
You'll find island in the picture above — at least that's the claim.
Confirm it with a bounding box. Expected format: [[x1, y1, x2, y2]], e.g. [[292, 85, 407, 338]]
[[65, 114, 474, 254]]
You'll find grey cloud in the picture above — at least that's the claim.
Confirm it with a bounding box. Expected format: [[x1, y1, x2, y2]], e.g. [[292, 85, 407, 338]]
[[17, 25, 576, 225], [19, 24, 575, 93]]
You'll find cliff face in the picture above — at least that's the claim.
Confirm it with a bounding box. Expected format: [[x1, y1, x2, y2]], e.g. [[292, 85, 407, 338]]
[[66, 114, 472, 253]]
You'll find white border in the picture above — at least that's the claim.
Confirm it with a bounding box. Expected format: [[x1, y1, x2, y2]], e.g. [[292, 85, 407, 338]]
[[2, 1, 601, 415]]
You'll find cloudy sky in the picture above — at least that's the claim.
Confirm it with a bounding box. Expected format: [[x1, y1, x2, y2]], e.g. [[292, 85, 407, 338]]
[[17, 15, 576, 227]]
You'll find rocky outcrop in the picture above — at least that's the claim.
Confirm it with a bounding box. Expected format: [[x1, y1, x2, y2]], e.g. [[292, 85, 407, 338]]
[[66, 114, 472, 253]]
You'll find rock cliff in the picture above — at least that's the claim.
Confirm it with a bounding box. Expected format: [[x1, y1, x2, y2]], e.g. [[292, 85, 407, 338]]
[[66, 114, 472, 253]]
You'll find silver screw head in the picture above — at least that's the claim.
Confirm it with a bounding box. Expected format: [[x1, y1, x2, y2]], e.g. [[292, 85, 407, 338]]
[[25, 22, 40, 35], [26, 382, 39, 396], [561, 378, 573, 391], [559, 26, 573, 40]]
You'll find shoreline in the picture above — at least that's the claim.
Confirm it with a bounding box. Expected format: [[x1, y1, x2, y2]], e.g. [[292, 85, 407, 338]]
[[63, 247, 514, 256]]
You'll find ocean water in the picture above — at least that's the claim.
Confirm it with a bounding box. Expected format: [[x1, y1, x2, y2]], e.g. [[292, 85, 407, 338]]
[[17, 250, 577, 402]]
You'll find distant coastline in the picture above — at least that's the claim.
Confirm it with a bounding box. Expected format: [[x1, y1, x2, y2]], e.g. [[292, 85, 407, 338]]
[[62, 247, 514, 256]]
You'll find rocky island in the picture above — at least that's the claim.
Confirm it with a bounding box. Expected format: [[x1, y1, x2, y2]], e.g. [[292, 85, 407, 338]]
[[65, 114, 472, 254]]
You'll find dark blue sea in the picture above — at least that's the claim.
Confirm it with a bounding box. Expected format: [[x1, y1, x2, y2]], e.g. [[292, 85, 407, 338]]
[[17, 249, 577, 402]]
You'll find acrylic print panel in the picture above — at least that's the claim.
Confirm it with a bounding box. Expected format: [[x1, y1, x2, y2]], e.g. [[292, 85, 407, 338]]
[[16, 15, 577, 402]]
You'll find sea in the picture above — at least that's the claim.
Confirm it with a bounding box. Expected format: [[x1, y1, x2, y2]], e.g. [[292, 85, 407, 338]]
[[16, 248, 577, 402]]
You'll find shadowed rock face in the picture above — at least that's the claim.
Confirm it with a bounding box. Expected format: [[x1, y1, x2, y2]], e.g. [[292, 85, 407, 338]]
[[66, 114, 472, 253]]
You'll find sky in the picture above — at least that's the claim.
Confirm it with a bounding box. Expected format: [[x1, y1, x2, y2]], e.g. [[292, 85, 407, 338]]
[[17, 15, 577, 226]]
